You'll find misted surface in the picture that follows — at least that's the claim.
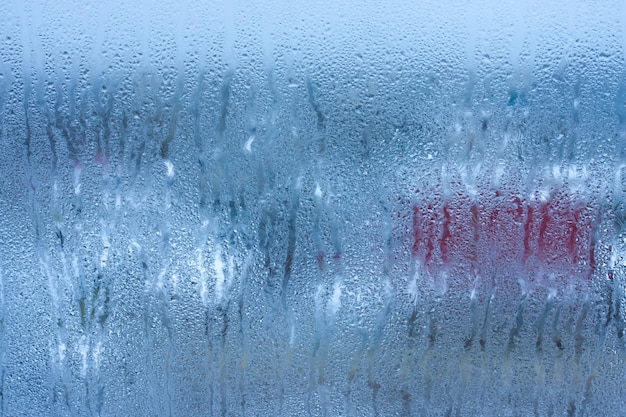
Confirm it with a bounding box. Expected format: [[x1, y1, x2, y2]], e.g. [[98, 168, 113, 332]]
[[0, 0, 625, 416]]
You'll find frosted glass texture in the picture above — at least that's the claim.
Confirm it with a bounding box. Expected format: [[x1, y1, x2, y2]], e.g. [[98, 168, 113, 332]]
[[0, 0, 625, 415]]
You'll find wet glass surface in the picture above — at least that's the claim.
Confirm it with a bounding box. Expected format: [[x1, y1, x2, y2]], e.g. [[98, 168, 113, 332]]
[[0, 0, 625, 415]]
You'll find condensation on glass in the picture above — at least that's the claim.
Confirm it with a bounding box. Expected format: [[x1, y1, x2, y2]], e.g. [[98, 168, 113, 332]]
[[0, 0, 625, 415]]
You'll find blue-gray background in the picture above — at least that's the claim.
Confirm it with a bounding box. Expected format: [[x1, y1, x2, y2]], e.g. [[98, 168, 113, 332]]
[[0, 0, 625, 415]]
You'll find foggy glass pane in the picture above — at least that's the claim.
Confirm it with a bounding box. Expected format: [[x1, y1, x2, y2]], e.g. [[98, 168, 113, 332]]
[[0, 0, 625, 415]]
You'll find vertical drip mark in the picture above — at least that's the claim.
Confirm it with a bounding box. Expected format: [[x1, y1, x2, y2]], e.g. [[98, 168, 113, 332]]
[[306, 80, 331, 414], [219, 304, 230, 417], [192, 71, 208, 211], [570, 301, 589, 412], [281, 182, 300, 312], [366, 281, 392, 417], [0, 265, 5, 417], [85, 74, 123, 416], [411, 202, 436, 273], [440, 202, 451, 265], [141, 257, 174, 416], [464, 291, 479, 351], [243, 81, 257, 155], [455, 289, 479, 415], [419, 310, 437, 416], [381, 201, 394, 279], [614, 273, 624, 342], [210, 68, 235, 209], [160, 75, 183, 160], [580, 371, 595, 417], [309, 285, 327, 417], [585, 206, 598, 281], [305, 78, 326, 155], [533, 293, 554, 416], [205, 244, 240, 417], [305, 68, 341, 414], [569, 208, 580, 265], [328, 206, 342, 265], [144, 70, 185, 416], [582, 276, 614, 417], [551, 305, 564, 355], [313, 186, 324, 272], [503, 293, 527, 394], [604, 269, 615, 337], [548, 303, 564, 416], [24, 70, 72, 414], [238, 295, 247, 417], [217, 69, 234, 137], [203, 308, 215, 417], [588, 235, 596, 281], [0, 65, 11, 142], [307, 268, 321, 414], [535, 293, 554, 351], [580, 337, 600, 417], [345, 329, 367, 417], [327, 206, 343, 413], [523, 205, 533, 265], [39, 68, 59, 196], [537, 201, 551, 264], [479, 279, 495, 354], [308, 183, 345, 414], [258, 207, 274, 279], [160, 290, 174, 417], [22, 73, 37, 234], [476, 287, 494, 407], [400, 387, 411, 417], [411, 205, 421, 258], [470, 203, 479, 272], [237, 254, 253, 417], [91, 75, 114, 171]]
